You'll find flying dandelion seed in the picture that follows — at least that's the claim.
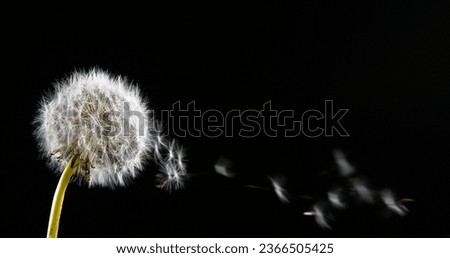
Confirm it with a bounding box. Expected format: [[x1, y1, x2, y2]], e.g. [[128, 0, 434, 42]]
[[155, 139, 187, 191], [35, 68, 153, 188], [351, 177, 375, 204], [268, 176, 291, 205], [313, 202, 333, 230], [149, 122, 187, 190], [152, 121, 168, 161], [333, 149, 356, 177], [380, 189, 408, 216], [303, 149, 413, 230], [214, 155, 237, 178], [34, 68, 186, 237]]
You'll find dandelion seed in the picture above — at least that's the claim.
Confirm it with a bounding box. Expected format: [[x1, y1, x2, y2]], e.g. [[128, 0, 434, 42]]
[[168, 141, 176, 160], [156, 160, 187, 191], [35, 68, 152, 188], [351, 177, 375, 204], [328, 187, 347, 209], [268, 176, 291, 205], [155, 140, 187, 191], [313, 202, 332, 230], [34, 68, 155, 237], [214, 155, 237, 178], [148, 120, 187, 190], [333, 149, 356, 177]]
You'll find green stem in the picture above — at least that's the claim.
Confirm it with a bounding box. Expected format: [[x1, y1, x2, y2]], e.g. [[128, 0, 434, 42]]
[[47, 155, 78, 238]]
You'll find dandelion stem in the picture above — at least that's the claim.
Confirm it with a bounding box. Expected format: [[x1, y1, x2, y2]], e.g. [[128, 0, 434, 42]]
[[47, 155, 79, 238]]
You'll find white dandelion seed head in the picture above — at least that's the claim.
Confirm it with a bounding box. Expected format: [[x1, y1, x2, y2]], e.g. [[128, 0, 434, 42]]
[[34, 68, 153, 188]]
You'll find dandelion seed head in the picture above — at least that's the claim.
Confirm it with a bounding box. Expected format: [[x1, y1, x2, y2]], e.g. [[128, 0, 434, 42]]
[[34, 68, 153, 188]]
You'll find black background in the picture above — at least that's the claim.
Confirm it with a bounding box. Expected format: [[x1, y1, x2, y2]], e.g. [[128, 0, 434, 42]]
[[3, 2, 450, 237]]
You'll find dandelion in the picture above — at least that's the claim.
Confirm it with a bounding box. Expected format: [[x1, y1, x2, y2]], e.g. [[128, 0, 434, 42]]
[[34, 68, 186, 237], [351, 177, 375, 204], [380, 189, 408, 216]]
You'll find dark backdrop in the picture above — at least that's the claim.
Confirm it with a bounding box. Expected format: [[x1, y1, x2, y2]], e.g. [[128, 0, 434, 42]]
[[3, 2, 450, 237]]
